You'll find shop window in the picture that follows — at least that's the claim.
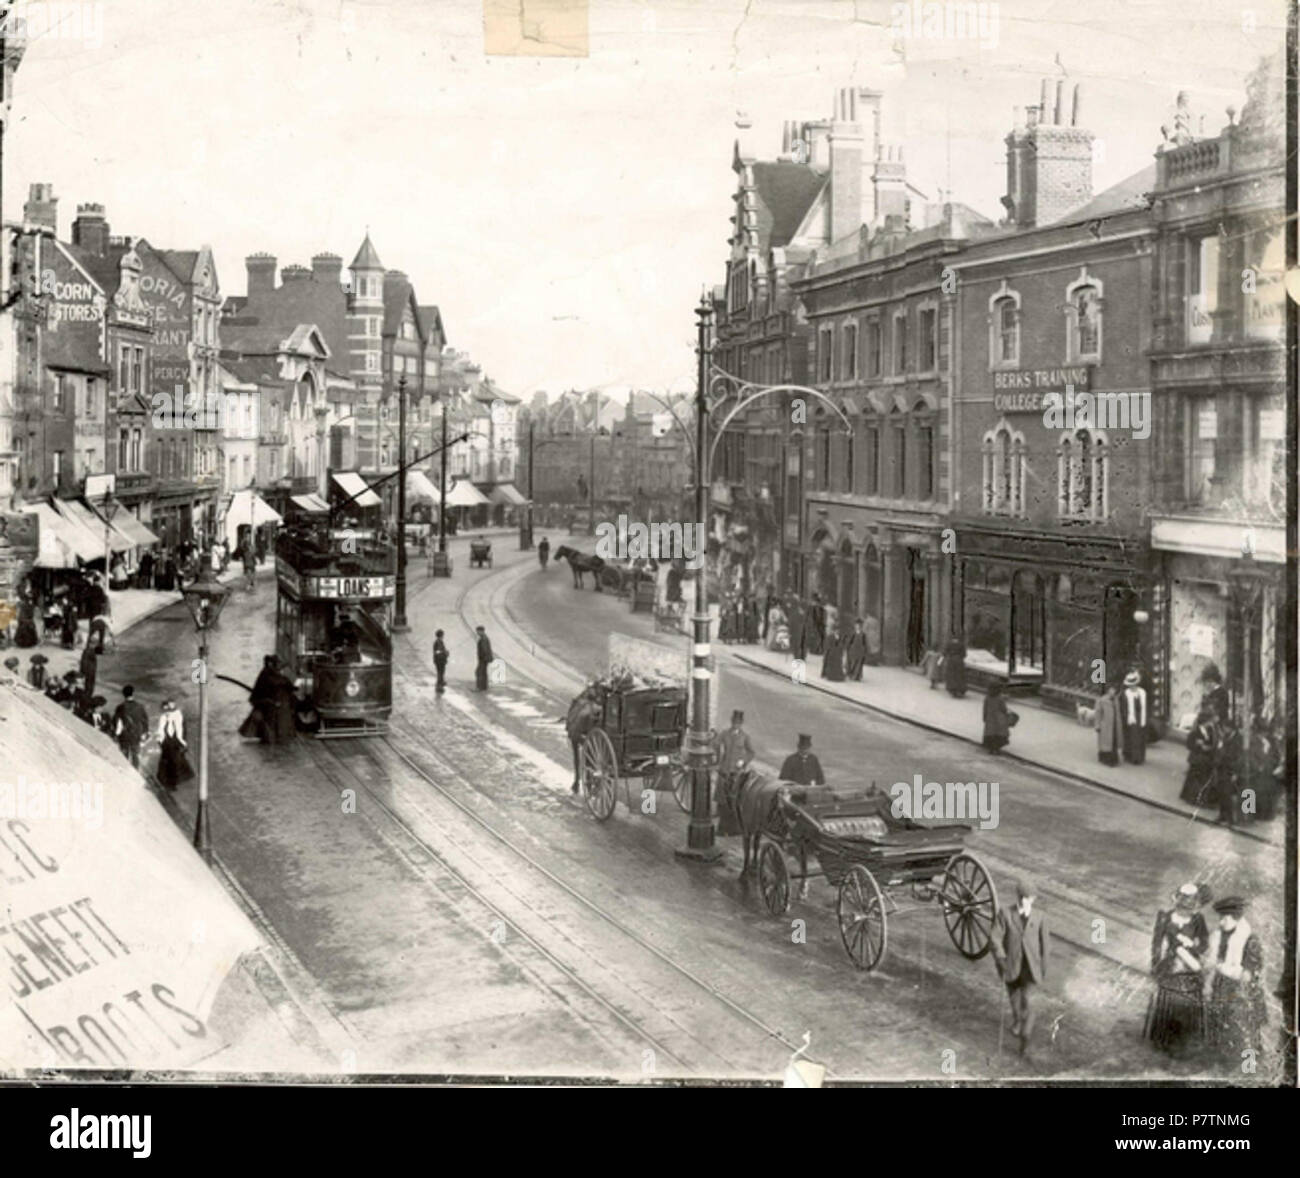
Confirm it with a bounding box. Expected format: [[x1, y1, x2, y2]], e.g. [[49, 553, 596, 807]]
[[1246, 394, 1285, 515]]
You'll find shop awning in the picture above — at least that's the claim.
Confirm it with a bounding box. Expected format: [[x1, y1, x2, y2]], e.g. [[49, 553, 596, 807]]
[[445, 479, 489, 507], [31, 502, 104, 563], [54, 498, 133, 555], [489, 482, 528, 507], [22, 504, 79, 568], [332, 471, 381, 509], [290, 492, 331, 513], [407, 470, 441, 503], [224, 490, 283, 547], [113, 511, 159, 548]]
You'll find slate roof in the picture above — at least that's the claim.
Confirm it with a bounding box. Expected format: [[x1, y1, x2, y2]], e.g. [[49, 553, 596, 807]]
[[220, 355, 289, 385], [1050, 163, 1157, 227], [159, 249, 198, 283], [64, 241, 126, 295], [350, 234, 383, 271], [382, 272, 417, 337], [237, 272, 350, 366], [417, 304, 445, 347], [751, 161, 827, 249]]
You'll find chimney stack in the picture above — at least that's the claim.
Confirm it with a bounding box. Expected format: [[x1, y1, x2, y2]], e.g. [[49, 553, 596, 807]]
[[72, 203, 110, 256], [23, 183, 58, 232], [245, 252, 277, 298], [828, 88, 866, 243], [311, 252, 343, 286], [1003, 77, 1095, 228]]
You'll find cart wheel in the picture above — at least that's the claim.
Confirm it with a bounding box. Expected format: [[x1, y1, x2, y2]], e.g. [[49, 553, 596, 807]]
[[671, 762, 692, 813], [757, 840, 790, 916], [940, 852, 999, 960], [580, 729, 619, 822], [838, 865, 888, 971]]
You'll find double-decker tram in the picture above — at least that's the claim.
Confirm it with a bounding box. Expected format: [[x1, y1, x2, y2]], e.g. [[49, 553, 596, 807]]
[[274, 523, 395, 737]]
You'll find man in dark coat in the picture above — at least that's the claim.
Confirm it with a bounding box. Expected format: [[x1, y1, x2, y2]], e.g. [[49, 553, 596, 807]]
[[79, 641, 98, 702], [433, 629, 449, 694], [778, 734, 825, 786], [112, 685, 150, 768], [1120, 669, 1148, 765], [786, 595, 807, 662], [475, 625, 494, 692], [808, 593, 826, 656], [240, 655, 280, 743], [991, 879, 1050, 1060], [943, 635, 967, 697], [714, 709, 756, 837]]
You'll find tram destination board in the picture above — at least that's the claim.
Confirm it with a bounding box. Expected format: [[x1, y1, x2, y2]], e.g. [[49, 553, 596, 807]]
[[276, 558, 395, 601]]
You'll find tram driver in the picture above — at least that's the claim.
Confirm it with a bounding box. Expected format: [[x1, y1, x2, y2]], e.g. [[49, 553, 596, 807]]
[[330, 608, 364, 663]]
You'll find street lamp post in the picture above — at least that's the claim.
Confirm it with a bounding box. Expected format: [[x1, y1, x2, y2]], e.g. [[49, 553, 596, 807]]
[[520, 419, 535, 550], [393, 373, 409, 631], [676, 295, 721, 862], [180, 570, 231, 863]]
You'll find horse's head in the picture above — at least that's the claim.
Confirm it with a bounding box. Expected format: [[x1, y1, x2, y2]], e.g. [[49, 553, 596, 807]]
[[554, 546, 573, 561]]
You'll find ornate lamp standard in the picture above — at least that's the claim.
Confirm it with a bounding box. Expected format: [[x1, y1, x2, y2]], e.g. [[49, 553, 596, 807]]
[[180, 569, 231, 863], [672, 294, 853, 863]]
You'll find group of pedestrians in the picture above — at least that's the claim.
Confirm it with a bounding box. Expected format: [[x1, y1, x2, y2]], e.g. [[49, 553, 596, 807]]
[[429, 625, 495, 694], [1144, 883, 1267, 1060]]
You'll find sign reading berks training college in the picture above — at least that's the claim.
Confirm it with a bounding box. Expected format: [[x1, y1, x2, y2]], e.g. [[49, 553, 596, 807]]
[[992, 365, 1091, 412]]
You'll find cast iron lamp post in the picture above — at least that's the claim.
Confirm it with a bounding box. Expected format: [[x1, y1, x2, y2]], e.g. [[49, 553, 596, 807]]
[[181, 570, 231, 863]]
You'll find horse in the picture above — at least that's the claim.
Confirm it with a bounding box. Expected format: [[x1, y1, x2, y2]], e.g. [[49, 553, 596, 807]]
[[726, 772, 798, 883], [564, 686, 603, 793], [554, 545, 606, 591]]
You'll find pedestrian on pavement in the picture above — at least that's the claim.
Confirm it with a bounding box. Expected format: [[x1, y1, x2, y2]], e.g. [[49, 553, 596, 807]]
[[808, 593, 826, 656], [1203, 896, 1265, 1055], [821, 625, 845, 682], [242, 543, 257, 592], [766, 599, 787, 652], [761, 586, 778, 642], [1179, 701, 1222, 807], [1144, 882, 1210, 1054], [155, 700, 194, 792], [79, 640, 98, 703], [474, 625, 494, 692], [1120, 669, 1148, 765], [137, 549, 155, 590], [59, 597, 79, 649], [433, 629, 449, 694], [786, 595, 807, 661], [845, 618, 868, 681], [943, 635, 967, 697], [714, 709, 755, 836], [863, 614, 882, 666], [1093, 682, 1123, 767], [538, 536, 550, 570], [982, 681, 1014, 754], [26, 653, 48, 691], [743, 594, 761, 645], [991, 879, 1050, 1060], [109, 555, 129, 591], [112, 685, 150, 768], [778, 733, 825, 786], [921, 646, 943, 689]]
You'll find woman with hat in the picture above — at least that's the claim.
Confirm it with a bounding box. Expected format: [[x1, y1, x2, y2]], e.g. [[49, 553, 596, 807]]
[[821, 623, 845, 682], [155, 700, 194, 792], [1203, 896, 1265, 1053], [1144, 882, 1210, 1052], [26, 652, 48, 691], [982, 681, 1014, 754], [1120, 669, 1148, 765]]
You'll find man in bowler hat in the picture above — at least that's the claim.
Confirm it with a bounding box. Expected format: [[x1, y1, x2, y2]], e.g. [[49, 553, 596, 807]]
[[991, 879, 1050, 1060]]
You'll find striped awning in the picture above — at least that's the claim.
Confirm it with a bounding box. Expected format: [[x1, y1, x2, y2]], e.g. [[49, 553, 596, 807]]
[[113, 511, 159, 548], [407, 470, 440, 503], [332, 471, 381, 509], [52, 498, 130, 555], [290, 493, 331, 513], [22, 504, 97, 567], [489, 482, 527, 507], [445, 479, 488, 507]]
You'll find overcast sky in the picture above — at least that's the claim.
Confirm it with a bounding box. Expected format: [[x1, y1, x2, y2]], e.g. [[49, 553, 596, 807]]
[[5, 0, 1286, 398]]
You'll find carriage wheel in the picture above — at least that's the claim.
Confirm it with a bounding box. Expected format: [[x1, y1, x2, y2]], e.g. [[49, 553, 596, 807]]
[[580, 729, 619, 822], [940, 852, 999, 960], [671, 762, 692, 813], [757, 840, 790, 916], [837, 865, 887, 971]]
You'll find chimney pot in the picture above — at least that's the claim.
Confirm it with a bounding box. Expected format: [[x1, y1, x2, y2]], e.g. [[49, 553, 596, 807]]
[[72, 203, 110, 256], [245, 252, 278, 298], [1055, 79, 1066, 125], [23, 183, 59, 232], [1039, 79, 1051, 122], [1071, 83, 1083, 127]]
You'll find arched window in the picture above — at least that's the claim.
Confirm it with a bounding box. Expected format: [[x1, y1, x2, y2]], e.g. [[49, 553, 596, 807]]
[[1066, 269, 1104, 362], [1058, 428, 1109, 520], [981, 419, 1025, 516], [988, 281, 1020, 368]]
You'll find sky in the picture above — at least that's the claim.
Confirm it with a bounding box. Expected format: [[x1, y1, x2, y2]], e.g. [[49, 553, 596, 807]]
[[4, 0, 1287, 399]]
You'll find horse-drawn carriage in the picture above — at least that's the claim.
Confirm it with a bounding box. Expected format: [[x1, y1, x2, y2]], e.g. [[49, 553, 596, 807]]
[[738, 781, 998, 972], [469, 538, 493, 568], [568, 671, 692, 820]]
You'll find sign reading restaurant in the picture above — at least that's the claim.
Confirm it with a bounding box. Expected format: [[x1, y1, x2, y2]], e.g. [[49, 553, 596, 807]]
[[992, 365, 1091, 413]]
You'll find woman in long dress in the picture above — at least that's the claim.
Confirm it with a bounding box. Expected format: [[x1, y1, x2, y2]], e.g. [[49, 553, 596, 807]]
[[1144, 883, 1209, 1053], [821, 627, 845, 682], [765, 602, 787, 652], [1179, 704, 1221, 806], [1094, 683, 1123, 767], [1203, 896, 1265, 1054], [156, 700, 194, 792]]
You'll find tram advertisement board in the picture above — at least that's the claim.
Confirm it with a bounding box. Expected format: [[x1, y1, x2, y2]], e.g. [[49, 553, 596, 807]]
[[276, 556, 394, 601]]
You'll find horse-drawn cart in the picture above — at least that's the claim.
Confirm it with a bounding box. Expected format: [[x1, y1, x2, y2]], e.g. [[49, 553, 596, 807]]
[[748, 783, 998, 972], [571, 673, 692, 820], [469, 538, 493, 568]]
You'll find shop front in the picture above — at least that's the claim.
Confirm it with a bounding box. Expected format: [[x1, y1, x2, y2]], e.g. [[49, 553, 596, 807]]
[[954, 526, 1156, 710]]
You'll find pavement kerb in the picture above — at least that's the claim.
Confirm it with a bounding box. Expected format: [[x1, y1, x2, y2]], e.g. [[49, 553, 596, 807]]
[[731, 651, 1278, 849]]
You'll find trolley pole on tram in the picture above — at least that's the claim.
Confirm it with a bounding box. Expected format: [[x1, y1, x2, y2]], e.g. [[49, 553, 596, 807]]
[[676, 293, 721, 863], [393, 373, 409, 631]]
